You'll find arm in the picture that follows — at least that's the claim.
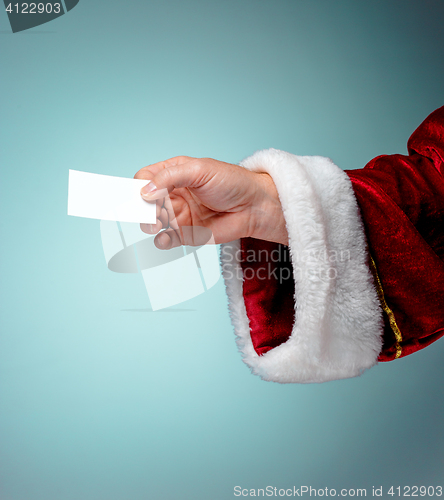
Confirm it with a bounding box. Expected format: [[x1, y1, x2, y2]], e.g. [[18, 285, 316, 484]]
[[223, 106, 444, 382], [345, 106, 444, 361], [135, 106, 444, 383]]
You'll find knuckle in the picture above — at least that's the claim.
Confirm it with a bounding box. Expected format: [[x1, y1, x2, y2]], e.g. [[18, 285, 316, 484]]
[[160, 167, 174, 186], [170, 155, 191, 164], [134, 168, 153, 180], [191, 159, 204, 175]]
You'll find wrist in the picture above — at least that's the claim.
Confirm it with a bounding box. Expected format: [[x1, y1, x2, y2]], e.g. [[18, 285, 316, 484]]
[[249, 172, 289, 246]]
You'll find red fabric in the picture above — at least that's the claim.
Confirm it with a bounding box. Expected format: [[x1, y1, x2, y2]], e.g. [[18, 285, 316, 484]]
[[241, 106, 444, 361], [345, 106, 444, 361], [239, 239, 295, 355]]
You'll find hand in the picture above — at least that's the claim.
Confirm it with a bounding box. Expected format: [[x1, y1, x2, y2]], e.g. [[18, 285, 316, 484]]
[[134, 156, 288, 249]]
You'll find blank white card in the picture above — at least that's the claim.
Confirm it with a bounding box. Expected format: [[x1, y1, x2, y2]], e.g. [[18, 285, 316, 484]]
[[67, 170, 156, 224]]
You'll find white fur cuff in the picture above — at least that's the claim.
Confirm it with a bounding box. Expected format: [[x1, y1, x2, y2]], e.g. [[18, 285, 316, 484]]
[[220, 149, 384, 383]]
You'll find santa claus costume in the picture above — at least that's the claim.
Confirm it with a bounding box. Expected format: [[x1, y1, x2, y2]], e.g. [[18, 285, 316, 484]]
[[220, 106, 444, 383]]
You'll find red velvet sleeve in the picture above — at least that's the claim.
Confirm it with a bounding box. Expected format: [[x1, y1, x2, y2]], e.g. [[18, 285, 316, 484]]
[[344, 106, 444, 361]]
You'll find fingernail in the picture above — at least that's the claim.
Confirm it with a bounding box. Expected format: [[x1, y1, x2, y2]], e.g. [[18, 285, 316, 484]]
[[141, 182, 157, 197]]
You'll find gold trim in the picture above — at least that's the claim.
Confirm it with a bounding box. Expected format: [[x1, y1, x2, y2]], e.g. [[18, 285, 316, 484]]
[[368, 254, 403, 359]]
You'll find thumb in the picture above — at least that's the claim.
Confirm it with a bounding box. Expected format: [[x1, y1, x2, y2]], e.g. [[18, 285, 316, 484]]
[[140, 160, 204, 201]]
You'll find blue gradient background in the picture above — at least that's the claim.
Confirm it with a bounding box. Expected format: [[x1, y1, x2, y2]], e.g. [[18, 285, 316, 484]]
[[1, 1, 443, 499]]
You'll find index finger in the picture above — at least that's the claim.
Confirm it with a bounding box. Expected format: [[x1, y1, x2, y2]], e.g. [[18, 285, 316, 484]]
[[134, 156, 195, 180]]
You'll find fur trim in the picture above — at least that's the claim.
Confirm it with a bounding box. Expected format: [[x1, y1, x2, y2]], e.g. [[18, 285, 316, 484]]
[[220, 149, 383, 383]]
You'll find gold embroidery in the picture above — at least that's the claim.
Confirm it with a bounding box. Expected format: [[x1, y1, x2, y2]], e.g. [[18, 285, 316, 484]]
[[369, 254, 402, 359]]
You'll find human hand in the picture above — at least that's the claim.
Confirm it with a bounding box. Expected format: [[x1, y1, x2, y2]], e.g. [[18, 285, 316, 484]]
[[134, 156, 288, 249]]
